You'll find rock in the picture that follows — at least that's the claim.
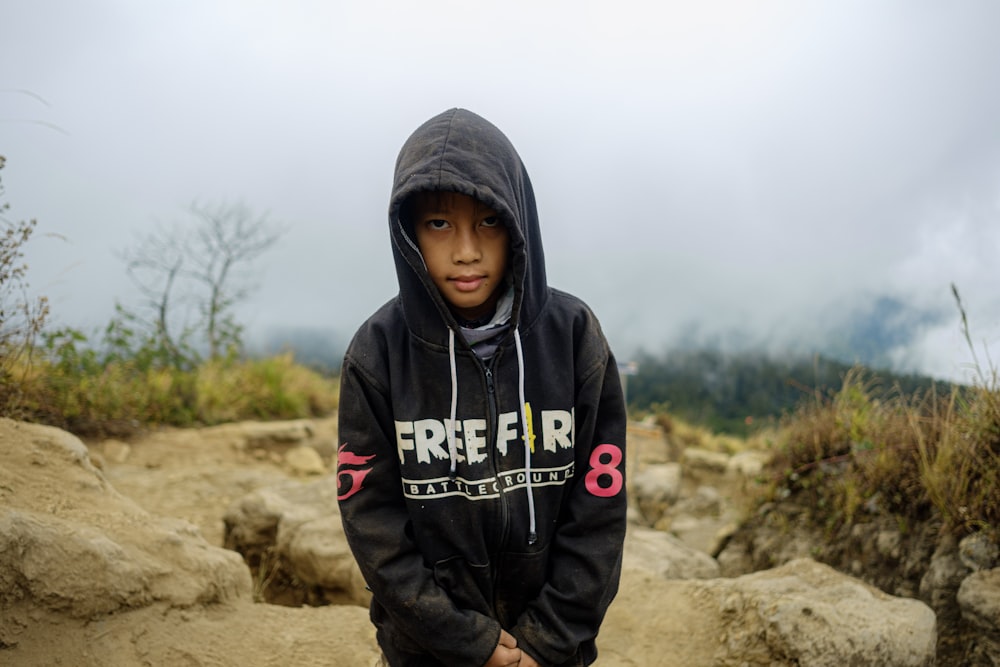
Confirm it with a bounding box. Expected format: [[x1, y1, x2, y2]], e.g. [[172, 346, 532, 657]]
[[7, 597, 378, 667], [632, 462, 683, 502], [665, 485, 747, 555], [877, 529, 903, 561], [625, 503, 645, 525], [681, 447, 730, 474], [101, 438, 132, 463], [0, 420, 251, 625], [672, 484, 722, 516], [223, 476, 369, 606], [105, 466, 291, 547], [957, 568, 1000, 666], [716, 536, 754, 576], [959, 530, 1000, 572], [238, 419, 315, 447], [631, 462, 682, 525], [919, 533, 971, 627], [623, 525, 720, 580], [602, 558, 936, 667], [715, 515, 822, 577], [627, 421, 675, 464], [193, 418, 316, 454], [284, 445, 326, 475], [277, 512, 370, 606], [726, 449, 769, 478], [0, 510, 247, 620], [0, 418, 380, 666], [726, 559, 936, 667]]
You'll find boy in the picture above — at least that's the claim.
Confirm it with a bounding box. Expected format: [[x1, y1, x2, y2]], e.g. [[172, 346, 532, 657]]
[[337, 108, 627, 667]]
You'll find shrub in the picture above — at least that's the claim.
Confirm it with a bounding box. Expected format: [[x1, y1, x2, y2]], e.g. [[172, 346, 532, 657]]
[[18, 328, 338, 437], [763, 363, 997, 535], [194, 353, 339, 424], [0, 155, 50, 417]]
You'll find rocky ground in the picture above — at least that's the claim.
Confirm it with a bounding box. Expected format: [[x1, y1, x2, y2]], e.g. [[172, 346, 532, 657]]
[[1, 416, 996, 665]]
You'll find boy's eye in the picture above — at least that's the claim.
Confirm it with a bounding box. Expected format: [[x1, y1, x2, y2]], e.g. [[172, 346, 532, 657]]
[[426, 219, 450, 230], [481, 216, 500, 228]]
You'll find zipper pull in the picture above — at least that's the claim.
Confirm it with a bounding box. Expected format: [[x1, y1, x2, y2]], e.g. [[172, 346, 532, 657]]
[[485, 367, 495, 394]]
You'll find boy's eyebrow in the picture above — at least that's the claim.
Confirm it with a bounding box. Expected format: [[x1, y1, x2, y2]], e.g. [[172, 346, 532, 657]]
[[416, 208, 450, 218]]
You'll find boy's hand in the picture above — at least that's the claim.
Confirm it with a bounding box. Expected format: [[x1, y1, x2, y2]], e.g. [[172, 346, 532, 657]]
[[483, 629, 521, 667], [517, 651, 541, 667]]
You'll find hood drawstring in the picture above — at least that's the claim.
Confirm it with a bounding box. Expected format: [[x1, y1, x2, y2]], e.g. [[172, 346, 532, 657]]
[[445, 326, 537, 546], [447, 328, 459, 481], [514, 328, 538, 545]]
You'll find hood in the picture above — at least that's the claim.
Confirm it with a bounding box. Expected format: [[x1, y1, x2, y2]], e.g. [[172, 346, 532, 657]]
[[389, 108, 548, 344]]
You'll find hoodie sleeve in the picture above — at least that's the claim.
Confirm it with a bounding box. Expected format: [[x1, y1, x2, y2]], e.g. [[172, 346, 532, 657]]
[[337, 353, 502, 667], [511, 337, 628, 666]]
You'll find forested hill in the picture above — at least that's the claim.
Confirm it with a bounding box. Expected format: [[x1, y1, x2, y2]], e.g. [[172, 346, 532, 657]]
[[624, 349, 952, 435], [251, 328, 953, 437]]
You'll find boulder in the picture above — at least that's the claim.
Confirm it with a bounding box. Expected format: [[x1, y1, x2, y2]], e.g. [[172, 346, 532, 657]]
[[630, 462, 682, 525], [223, 476, 369, 606], [0, 419, 251, 627], [726, 449, 770, 479], [227, 418, 316, 447], [0, 418, 380, 666], [284, 445, 327, 476], [627, 421, 675, 464], [919, 533, 971, 628], [623, 525, 720, 580], [959, 530, 1000, 572], [601, 558, 936, 667], [681, 446, 730, 474], [957, 567, 1000, 666]]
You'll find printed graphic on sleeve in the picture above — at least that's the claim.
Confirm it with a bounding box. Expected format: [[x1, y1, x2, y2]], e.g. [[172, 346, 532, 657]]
[[584, 443, 624, 497], [337, 443, 375, 501]]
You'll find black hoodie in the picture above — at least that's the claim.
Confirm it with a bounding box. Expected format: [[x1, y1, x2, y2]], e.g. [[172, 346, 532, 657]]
[[337, 108, 627, 667]]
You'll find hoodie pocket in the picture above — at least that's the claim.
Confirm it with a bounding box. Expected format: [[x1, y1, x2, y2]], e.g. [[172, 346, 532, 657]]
[[494, 545, 551, 627], [432, 555, 493, 616]]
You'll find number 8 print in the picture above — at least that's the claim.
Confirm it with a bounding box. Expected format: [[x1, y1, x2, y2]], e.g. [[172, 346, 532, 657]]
[[584, 443, 623, 497]]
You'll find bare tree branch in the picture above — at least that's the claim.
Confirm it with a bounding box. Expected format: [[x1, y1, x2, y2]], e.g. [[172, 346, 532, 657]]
[[120, 200, 285, 361]]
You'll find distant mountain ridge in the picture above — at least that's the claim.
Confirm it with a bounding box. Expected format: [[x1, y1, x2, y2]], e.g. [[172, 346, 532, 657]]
[[626, 347, 950, 434], [249, 299, 957, 436]]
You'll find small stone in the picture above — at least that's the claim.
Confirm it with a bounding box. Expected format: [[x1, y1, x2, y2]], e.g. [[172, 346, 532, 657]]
[[102, 439, 131, 464], [285, 446, 326, 476], [959, 531, 1000, 572]]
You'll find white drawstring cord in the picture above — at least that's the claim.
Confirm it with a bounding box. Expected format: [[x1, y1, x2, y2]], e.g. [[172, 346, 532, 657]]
[[514, 328, 537, 545], [447, 328, 458, 480]]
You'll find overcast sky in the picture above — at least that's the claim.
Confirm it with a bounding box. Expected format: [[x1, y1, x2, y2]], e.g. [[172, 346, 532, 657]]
[[4, 1, 1000, 382]]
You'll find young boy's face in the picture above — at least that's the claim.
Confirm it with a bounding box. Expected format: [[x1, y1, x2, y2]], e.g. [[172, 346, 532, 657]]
[[410, 191, 510, 321]]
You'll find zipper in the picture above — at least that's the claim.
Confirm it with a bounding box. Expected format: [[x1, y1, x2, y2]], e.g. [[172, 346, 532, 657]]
[[483, 360, 509, 546], [483, 356, 513, 617]]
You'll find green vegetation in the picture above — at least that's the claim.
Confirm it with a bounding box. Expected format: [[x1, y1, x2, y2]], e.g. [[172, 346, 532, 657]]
[[758, 365, 998, 536], [627, 348, 945, 435], [12, 325, 338, 437], [0, 155, 337, 438], [0, 155, 50, 417]]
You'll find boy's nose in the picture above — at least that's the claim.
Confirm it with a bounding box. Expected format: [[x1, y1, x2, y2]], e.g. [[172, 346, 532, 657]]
[[453, 227, 481, 263]]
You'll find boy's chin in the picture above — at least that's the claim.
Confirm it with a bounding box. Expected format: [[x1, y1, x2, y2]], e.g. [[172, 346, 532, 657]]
[[448, 297, 494, 321]]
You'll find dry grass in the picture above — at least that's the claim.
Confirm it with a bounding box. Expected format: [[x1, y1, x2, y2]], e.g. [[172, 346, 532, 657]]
[[761, 364, 998, 535], [12, 351, 339, 438], [654, 410, 749, 454]]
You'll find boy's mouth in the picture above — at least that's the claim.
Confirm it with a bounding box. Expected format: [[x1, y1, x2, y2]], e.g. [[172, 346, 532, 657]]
[[451, 275, 486, 292]]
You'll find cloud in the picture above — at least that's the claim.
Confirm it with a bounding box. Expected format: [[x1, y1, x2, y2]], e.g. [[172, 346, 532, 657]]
[[4, 1, 1000, 382]]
